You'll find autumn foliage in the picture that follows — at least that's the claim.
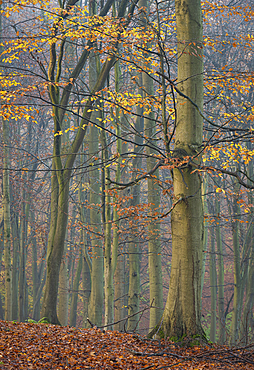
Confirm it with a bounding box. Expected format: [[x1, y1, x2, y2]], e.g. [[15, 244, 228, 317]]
[[0, 0, 254, 348], [1, 320, 254, 369]]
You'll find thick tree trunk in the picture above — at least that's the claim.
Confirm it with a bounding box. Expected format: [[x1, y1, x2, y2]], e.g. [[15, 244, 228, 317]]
[[162, 0, 204, 340], [41, 182, 69, 324]]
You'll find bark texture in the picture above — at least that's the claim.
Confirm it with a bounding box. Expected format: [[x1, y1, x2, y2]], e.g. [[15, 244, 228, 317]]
[[162, 0, 204, 340]]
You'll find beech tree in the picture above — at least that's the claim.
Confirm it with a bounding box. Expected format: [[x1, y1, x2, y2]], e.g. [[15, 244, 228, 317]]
[[39, 0, 138, 324], [1, 0, 253, 344], [159, 0, 205, 339]]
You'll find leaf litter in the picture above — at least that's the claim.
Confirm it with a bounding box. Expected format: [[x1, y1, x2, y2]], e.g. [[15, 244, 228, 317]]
[[0, 320, 253, 369]]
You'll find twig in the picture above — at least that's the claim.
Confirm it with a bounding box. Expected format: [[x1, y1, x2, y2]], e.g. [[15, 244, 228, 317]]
[[87, 318, 94, 328]]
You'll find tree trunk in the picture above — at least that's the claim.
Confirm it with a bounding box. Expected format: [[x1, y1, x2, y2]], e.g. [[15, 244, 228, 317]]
[[87, 50, 104, 327], [2, 117, 12, 321], [41, 181, 69, 324], [229, 180, 242, 345], [58, 246, 69, 326], [240, 155, 254, 344], [18, 174, 29, 322], [127, 74, 143, 332], [0, 226, 4, 319], [69, 249, 83, 327], [114, 112, 128, 331], [82, 254, 91, 328], [11, 212, 19, 320], [215, 196, 225, 344], [209, 225, 217, 342], [139, 0, 163, 330], [162, 0, 204, 340], [201, 174, 208, 305]]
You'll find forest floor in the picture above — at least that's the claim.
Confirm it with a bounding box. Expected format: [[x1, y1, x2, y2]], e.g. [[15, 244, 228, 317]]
[[0, 320, 254, 369]]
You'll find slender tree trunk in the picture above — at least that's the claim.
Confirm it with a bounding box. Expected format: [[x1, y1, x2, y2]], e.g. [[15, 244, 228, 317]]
[[18, 174, 30, 322], [139, 0, 163, 330], [240, 246, 254, 345], [127, 73, 143, 332], [87, 50, 104, 326], [161, 0, 204, 339], [240, 155, 254, 344], [0, 226, 4, 319], [209, 225, 217, 342], [82, 254, 91, 328], [114, 113, 128, 331], [201, 174, 208, 305], [30, 211, 39, 321], [12, 212, 19, 320], [215, 196, 225, 344], [229, 180, 241, 345], [127, 186, 141, 331], [69, 249, 83, 327], [58, 245, 69, 326], [78, 153, 92, 329], [101, 124, 113, 328], [2, 117, 12, 321]]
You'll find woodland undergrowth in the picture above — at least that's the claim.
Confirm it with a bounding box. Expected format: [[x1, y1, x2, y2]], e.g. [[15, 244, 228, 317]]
[[0, 320, 254, 369]]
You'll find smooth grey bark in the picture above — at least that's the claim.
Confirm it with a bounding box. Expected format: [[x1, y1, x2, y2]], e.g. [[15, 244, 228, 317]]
[[139, 0, 163, 330], [1, 7, 12, 320], [161, 0, 205, 339], [58, 244, 69, 326], [2, 117, 12, 321], [18, 176, 28, 322], [11, 212, 19, 320], [69, 249, 83, 327], [209, 225, 217, 342], [215, 195, 225, 344], [114, 114, 128, 331], [78, 154, 92, 329], [82, 254, 91, 328], [240, 155, 254, 344], [100, 116, 114, 328], [87, 48, 104, 326], [201, 174, 208, 305], [0, 226, 4, 319], [127, 74, 143, 332], [229, 179, 242, 345], [88, 119, 104, 326]]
